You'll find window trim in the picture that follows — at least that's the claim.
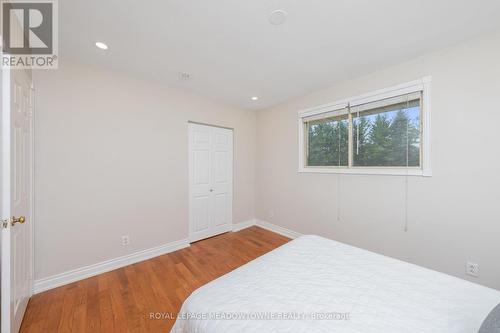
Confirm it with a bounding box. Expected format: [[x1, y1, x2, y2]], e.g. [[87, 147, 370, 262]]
[[298, 77, 432, 176]]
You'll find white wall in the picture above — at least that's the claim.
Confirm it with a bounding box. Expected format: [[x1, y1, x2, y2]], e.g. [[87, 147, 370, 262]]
[[256, 31, 500, 290], [34, 61, 256, 280]]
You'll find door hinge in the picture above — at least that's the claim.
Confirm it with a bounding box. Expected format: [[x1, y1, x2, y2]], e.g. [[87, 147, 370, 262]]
[[2, 219, 8, 229]]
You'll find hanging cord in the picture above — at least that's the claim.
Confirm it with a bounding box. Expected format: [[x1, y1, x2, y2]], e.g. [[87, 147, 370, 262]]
[[404, 95, 410, 232], [337, 116, 342, 221], [337, 172, 341, 221]]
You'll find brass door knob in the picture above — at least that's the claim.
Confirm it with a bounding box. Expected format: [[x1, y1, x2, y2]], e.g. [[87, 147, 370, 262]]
[[11, 216, 26, 226]]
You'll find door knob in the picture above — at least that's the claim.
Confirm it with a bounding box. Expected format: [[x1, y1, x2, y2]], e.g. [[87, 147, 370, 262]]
[[210, 189, 213, 192], [11, 216, 26, 226]]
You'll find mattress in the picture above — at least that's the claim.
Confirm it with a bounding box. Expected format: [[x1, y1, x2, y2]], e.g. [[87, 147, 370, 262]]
[[170, 235, 500, 333]]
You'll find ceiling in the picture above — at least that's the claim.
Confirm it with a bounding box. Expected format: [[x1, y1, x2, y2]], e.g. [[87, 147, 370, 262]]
[[60, 0, 500, 110]]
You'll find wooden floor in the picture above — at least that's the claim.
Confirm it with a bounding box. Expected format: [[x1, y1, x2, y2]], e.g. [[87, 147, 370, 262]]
[[20, 227, 289, 333]]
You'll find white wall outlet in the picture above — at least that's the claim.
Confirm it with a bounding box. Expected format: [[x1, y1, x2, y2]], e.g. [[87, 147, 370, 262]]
[[121, 235, 130, 246], [466, 261, 479, 277]]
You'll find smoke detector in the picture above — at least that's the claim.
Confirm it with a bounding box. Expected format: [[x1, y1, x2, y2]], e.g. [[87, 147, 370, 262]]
[[269, 10, 287, 25]]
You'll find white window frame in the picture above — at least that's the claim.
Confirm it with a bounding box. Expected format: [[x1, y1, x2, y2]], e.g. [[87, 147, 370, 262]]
[[298, 77, 432, 176]]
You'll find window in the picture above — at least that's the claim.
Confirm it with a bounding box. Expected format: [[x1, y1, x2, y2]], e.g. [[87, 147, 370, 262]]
[[306, 112, 349, 167], [351, 92, 421, 167], [298, 78, 431, 176]]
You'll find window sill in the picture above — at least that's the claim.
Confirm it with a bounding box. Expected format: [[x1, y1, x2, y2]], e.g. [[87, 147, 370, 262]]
[[298, 167, 432, 177]]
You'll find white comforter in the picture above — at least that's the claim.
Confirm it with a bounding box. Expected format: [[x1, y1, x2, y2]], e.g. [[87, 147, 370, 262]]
[[170, 235, 500, 333]]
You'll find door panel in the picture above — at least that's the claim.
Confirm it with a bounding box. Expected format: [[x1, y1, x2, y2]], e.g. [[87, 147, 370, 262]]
[[1, 68, 34, 333], [214, 193, 227, 227], [189, 123, 233, 242], [193, 195, 210, 232], [13, 127, 22, 204], [213, 151, 228, 183], [193, 151, 210, 185]]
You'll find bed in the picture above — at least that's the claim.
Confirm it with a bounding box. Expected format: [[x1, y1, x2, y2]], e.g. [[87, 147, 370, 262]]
[[170, 235, 500, 333]]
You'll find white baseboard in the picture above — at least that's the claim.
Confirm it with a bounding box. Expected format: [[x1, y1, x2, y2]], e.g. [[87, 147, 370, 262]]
[[34, 238, 190, 294], [254, 219, 303, 239], [232, 218, 302, 239], [232, 219, 256, 232]]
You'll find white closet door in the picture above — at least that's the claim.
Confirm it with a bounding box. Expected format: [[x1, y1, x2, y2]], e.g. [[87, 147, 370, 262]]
[[189, 123, 233, 242]]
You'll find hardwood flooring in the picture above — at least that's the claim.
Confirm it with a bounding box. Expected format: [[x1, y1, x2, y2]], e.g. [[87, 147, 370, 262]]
[[19, 226, 290, 333]]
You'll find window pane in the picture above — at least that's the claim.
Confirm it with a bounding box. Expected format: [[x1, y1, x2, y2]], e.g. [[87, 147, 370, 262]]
[[306, 115, 349, 167], [352, 98, 420, 167]]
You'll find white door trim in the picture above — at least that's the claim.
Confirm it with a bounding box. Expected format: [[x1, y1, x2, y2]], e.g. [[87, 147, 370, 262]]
[[188, 122, 233, 243]]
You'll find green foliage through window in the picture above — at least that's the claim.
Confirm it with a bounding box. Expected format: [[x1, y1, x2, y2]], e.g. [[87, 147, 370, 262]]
[[305, 96, 421, 168], [307, 116, 348, 166]]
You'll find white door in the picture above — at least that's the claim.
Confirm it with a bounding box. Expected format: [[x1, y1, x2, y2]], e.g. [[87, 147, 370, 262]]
[[1, 68, 34, 333], [189, 123, 233, 242]]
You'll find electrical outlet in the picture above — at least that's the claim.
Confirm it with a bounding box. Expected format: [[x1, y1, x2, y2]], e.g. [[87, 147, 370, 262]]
[[466, 261, 479, 277], [122, 235, 130, 246]]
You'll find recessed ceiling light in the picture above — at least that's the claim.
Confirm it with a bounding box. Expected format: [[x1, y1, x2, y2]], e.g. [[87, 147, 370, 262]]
[[269, 10, 287, 25], [251, 96, 259, 101], [95, 42, 108, 50]]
